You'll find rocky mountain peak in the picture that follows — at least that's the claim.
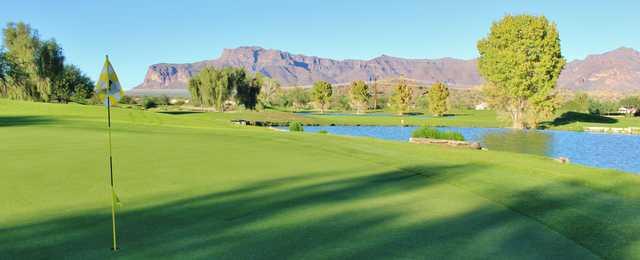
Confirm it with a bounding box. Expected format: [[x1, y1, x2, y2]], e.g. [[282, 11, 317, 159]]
[[132, 46, 640, 96]]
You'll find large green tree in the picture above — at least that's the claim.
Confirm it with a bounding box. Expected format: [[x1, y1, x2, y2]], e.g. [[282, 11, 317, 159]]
[[236, 71, 262, 110], [349, 80, 370, 114], [257, 76, 280, 108], [189, 67, 227, 111], [1, 22, 80, 103], [188, 67, 262, 111], [477, 15, 566, 129], [389, 80, 413, 115], [36, 39, 65, 102], [427, 82, 449, 116], [188, 78, 202, 107], [288, 86, 309, 111], [0, 51, 8, 96], [2, 22, 41, 100], [311, 80, 333, 113], [54, 65, 94, 103]]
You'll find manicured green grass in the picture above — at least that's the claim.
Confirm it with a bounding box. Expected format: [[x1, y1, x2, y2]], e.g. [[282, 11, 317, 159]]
[[411, 126, 465, 141], [304, 110, 505, 127], [548, 110, 640, 130], [2, 99, 640, 259]]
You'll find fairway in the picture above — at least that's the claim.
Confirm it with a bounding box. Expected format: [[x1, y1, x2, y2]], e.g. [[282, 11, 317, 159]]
[[2, 100, 640, 259]]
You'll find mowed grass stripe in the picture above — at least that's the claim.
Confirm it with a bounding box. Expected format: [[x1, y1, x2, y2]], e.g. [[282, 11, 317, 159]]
[[1, 99, 640, 259]]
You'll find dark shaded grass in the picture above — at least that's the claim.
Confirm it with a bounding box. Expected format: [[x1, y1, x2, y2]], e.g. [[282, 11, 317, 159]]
[[546, 111, 618, 127], [0, 116, 56, 127], [4, 163, 631, 259]]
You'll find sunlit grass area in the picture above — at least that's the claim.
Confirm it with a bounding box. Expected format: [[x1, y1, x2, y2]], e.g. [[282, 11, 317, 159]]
[[2, 99, 640, 259]]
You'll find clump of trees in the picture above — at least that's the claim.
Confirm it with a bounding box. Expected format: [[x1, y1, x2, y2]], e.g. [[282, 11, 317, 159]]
[[288, 86, 310, 111], [618, 96, 640, 116], [187, 67, 262, 111], [349, 80, 370, 114], [0, 22, 93, 102], [427, 82, 449, 116], [477, 15, 566, 129], [562, 92, 591, 113], [389, 80, 413, 115], [257, 76, 281, 109], [311, 80, 332, 113], [587, 99, 619, 115], [448, 89, 482, 110]]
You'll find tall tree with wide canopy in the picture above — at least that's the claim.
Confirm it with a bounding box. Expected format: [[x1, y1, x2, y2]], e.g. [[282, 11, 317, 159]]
[[389, 80, 413, 115], [427, 82, 449, 116], [237, 71, 262, 110], [36, 39, 65, 102], [311, 80, 333, 113], [0, 51, 8, 96], [257, 76, 280, 108], [349, 80, 370, 114], [2, 22, 41, 100], [54, 65, 94, 103], [477, 15, 566, 129], [188, 67, 262, 111]]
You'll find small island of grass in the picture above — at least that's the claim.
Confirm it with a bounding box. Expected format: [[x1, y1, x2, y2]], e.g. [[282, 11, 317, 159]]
[[411, 126, 465, 141]]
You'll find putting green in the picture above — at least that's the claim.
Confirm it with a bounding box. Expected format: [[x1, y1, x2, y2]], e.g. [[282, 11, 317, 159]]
[[1, 99, 640, 259]]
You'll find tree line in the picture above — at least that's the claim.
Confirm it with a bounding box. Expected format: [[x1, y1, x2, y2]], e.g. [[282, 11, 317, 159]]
[[186, 67, 453, 116], [187, 67, 264, 112], [562, 92, 640, 116], [253, 78, 452, 115], [0, 22, 93, 103]]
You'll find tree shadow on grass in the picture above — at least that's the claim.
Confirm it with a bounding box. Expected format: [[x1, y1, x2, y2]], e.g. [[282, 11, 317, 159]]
[[542, 111, 618, 128], [1, 163, 639, 259], [0, 116, 57, 127], [157, 111, 204, 115]]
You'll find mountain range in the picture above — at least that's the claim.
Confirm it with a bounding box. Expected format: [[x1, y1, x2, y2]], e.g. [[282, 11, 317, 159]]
[[132, 46, 640, 95]]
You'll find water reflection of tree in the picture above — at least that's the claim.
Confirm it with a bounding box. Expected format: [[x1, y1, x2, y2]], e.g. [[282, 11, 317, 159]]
[[482, 130, 551, 156]]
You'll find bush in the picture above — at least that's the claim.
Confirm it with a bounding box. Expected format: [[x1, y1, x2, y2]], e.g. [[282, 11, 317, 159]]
[[156, 95, 170, 106], [289, 121, 304, 132], [411, 126, 465, 141], [318, 130, 328, 134], [142, 97, 158, 109], [120, 95, 135, 105]]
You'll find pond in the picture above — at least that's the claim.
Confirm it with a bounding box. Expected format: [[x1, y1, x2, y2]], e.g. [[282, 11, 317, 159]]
[[294, 111, 436, 119], [290, 125, 640, 174]]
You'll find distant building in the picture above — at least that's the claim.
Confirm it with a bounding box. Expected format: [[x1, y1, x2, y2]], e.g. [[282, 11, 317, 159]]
[[475, 102, 489, 110], [618, 107, 637, 115]]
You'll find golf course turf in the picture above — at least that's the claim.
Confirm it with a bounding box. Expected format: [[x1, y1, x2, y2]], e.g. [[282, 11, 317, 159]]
[[2, 99, 640, 259]]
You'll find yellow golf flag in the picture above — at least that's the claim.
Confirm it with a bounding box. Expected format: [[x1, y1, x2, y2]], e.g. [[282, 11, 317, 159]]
[[112, 189, 122, 207], [95, 56, 124, 105]]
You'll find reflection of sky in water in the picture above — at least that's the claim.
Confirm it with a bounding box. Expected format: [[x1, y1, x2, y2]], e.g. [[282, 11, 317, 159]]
[[283, 125, 640, 174], [294, 112, 440, 119]]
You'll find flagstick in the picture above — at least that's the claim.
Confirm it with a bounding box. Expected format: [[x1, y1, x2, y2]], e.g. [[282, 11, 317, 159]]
[[106, 74, 118, 252]]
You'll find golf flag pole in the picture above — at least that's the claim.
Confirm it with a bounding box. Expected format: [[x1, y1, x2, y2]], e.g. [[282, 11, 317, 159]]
[[96, 55, 124, 251]]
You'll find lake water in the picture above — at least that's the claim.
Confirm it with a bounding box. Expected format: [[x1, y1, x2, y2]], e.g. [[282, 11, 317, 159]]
[[291, 125, 640, 174], [295, 112, 434, 119]]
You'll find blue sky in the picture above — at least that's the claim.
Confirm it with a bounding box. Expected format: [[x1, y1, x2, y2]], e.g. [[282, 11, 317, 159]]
[[2, 0, 639, 89]]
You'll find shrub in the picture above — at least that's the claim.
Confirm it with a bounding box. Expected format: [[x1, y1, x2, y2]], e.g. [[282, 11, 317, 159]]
[[289, 121, 304, 132], [411, 126, 465, 141], [318, 130, 328, 134], [120, 95, 135, 105], [156, 95, 170, 106], [142, 97, 158, 109]]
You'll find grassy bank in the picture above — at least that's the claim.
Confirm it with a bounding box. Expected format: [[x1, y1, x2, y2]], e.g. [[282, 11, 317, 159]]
[[2, 99, 640, 259], [161, 106, 640, 131]]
